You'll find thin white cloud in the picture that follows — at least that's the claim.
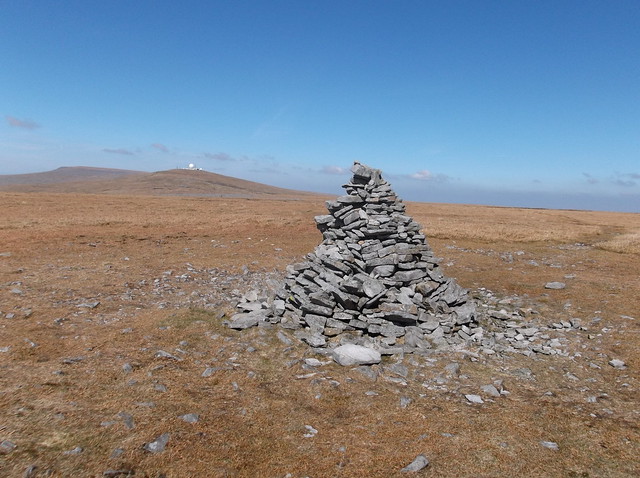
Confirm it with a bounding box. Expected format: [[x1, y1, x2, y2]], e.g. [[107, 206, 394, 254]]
[[409, 169, 451, 182], [151, 143, 169, 153], [5, 115, 40, 130], [583, 172, 599, 185], [103, 148, 134, 155], [613, 178, 636, 187], [321, 165, 349, 175], [410, 169, 434, 180], [204, 152, 236, 162]]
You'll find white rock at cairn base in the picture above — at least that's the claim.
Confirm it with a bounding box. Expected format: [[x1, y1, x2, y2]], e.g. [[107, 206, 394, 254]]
[[332, 344, 382, 366]]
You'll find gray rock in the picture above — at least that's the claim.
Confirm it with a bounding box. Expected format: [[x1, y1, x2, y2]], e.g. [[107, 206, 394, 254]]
[[480, 384, 501, 397], [465, 394, 484, 404], [400, 454, 429, 472], [118, 412, 135, 429], [179, 413, 199, 423], [23, 465, 38, 477], [332, 344, 381, 366], [304, 358, 324, 367], [444, 362, 460, 376], [143, 433, 170, 453], [540, 440, 559, 450], [77, 300, 100, 308], [295, 330, 326, 347], [155, 350, 180, 361], [277, 331, 293, 345], [303, 425, 318, 438], [362, 276, 385, 298], [544, 282, 566, 290], [0, 440, 17, 454], [63, 446, 83, 455], [608, 359, 626, 369], [227, 311, 264, 329]]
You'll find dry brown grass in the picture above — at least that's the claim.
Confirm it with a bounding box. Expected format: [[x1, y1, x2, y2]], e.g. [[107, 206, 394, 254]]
[[1, 191, 639, 477], [595, 231, 640, 254]]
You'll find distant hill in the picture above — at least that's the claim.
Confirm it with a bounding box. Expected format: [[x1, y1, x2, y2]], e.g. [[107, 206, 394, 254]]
[[0, 166, 144, 186], [0, 166, 324, 199]]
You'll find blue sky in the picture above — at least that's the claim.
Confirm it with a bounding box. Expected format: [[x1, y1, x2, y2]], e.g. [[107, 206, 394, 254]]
[[1, 1, 638, 212]]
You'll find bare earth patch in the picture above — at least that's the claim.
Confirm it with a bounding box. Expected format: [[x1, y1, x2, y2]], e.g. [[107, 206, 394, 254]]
[[1, 192, 638, 477]]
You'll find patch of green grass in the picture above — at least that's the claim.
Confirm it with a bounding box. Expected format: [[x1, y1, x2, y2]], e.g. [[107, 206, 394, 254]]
[[158, 307, 230, 332]]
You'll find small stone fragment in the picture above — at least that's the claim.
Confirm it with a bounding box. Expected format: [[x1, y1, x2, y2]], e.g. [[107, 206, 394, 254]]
[[155, 350, 180, 360], [465, 394, 484, 404], [401, 454, 429, 472], [143, 433, 170, 453], [544, 282, 566, 290], [608, 359, 626, 369], [63, 446, 83, 455], [332, 344, 381, 366], [179, 413, 199, 423], [480, 384, 501, 397], [540, 440, 559, 450], [303, 425, 318, 438], [0, 440, 17, 454], [77, 300, 100, 308], [303, 358, 324, 367]]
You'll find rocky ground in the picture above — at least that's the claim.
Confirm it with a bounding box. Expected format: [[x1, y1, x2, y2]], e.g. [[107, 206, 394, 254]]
[[0, 192, 638, 477]]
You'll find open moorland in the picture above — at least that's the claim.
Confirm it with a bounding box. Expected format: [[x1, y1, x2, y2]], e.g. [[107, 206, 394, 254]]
[[0, 170, 639, 477]]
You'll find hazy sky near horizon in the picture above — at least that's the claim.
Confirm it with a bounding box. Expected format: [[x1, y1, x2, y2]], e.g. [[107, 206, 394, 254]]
[[1, 1, 639, 212]]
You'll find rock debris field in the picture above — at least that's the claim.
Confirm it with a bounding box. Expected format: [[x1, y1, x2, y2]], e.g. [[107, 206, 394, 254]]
[[231, 163, 593, 362]]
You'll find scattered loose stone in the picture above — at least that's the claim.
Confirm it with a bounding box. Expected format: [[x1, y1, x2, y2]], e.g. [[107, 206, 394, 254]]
[[118, 412, 135, 430], [540, 441, 559, 450], [400, 396, 412, 408], [303, 358, 324, 367], [63, 446, 83, 455], [23, 465, 38, 477], [103, 469, 134, 477], [226, 311, 265, 329], [277, 331, 293, 345], [143, 433, 170, 453], [179, 413, 199, 423], [608, 359, 626, 369], [0, 440, 17, 454], [77, 300, 100, 308], [332, 344, 381, 366], [110, 448, 125, 458], [401, 454, 429, 472], [465, 394, 484, 404], [155, 350, 181, 361], [303, 425, 318, 438], [481, 384, 501, 397], [444, 362, 460, 376], [545, 282, 566, 290]]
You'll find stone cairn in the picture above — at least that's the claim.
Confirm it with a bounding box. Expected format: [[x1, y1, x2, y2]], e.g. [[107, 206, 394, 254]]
[[230, 162, 482, 354]]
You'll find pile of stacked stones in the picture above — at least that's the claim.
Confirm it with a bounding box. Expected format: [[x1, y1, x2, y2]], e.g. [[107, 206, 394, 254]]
[[231, 162, 482, 354]]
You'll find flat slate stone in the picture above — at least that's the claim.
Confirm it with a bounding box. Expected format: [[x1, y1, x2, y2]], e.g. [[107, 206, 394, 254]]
[[545, 282, 566, 290], [332, 344, 381, 366], [227, 311, 265, 329], [143, 433, 170, 453], [401, 454, 429, 472]]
